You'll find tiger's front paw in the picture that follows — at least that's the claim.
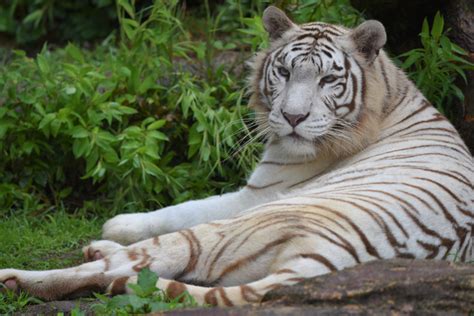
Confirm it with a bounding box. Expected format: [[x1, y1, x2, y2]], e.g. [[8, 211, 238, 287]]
[[0, 269, 20, 293], [102, 213, 166, 245]]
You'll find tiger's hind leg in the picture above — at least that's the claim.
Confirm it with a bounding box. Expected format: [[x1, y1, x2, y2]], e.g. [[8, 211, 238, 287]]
[[109, 256, 329, 306]]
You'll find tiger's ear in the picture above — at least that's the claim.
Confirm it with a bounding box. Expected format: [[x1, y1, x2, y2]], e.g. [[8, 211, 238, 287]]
[[350, 20, 386, 63], [263, 6, 296, 41]]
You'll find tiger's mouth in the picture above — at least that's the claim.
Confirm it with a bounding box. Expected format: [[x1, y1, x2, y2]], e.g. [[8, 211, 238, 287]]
[[286, 132, 309, 142]]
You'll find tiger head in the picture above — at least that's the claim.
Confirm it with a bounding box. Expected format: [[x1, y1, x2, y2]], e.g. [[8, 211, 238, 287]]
[[249, 6, 388, 160]]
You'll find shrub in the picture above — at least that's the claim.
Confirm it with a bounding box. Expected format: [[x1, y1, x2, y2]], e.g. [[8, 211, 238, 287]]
[[399, 12, 474, 115], [0, 1, 260, 215]]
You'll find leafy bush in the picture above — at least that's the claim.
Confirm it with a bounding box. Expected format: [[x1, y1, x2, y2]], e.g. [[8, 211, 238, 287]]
[[399, 12, 474, 115], [0, 1, 260, 215]]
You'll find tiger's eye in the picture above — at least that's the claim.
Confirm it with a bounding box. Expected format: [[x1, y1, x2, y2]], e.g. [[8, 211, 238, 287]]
[[277, 67, 290, 79], [320, 75, 338, 85]]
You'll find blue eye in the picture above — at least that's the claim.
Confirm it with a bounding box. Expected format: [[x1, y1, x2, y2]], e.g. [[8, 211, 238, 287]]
[[277, 67, 290, 79]]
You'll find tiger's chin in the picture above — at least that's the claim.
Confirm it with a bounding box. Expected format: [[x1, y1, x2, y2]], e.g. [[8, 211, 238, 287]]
[[279, 134, 318, 160]]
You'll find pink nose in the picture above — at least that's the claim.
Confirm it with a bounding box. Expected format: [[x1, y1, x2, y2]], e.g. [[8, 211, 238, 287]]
[[282, 110, 310, 127]]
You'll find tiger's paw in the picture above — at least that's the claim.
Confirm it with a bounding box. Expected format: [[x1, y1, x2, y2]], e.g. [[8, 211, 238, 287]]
[[0, 270, 20, 293], [83, 240, 123, 261], [102, 213, 162, 245]]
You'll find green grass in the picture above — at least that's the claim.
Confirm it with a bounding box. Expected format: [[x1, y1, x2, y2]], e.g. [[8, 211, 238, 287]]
[[0, 210, 102, 313], [0, 213, 203, 314], [0, 289, 43, 315], [0, 210, 102, 270]]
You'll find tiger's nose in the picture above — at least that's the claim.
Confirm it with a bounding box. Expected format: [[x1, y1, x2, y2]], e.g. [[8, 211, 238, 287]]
[[282, 110, 310, 127]]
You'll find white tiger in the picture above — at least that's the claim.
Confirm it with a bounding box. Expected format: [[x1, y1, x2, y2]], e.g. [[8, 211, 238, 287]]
[[1, 6, 473, 306]]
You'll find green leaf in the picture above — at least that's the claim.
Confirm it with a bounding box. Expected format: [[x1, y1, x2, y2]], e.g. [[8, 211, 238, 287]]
[[449, 64, 468, 83], [118, 0, 135, 18], [138, 76, 156, 94], [420, 18, 430, 47], [37, 54, 50, 74], [145, 146, 160, 159], [120, 66, 132, 78], [71, 307, 86, 316], [201, 146, 211, 162], [431, 11, 444, 40], [127, 295, 148, 310], [20, 141, 37, 155], [147, 120, 166, 130], [451, 85, 465, 101], [451, 42, 468, 55], [118, 106, 138, 115], [58, 187, 73, 199], [39, 113, 56, 129], [143, 160, 163, 179], [136, 268, 159, 296], [107, 294, 134, 308], [73, 139, 91, 158], [12, 49, 26, 57], [71, 126, 89, 139], [148, 131, 168, 141], [65, 43, 85, 63], [23, 9, 43, 27], [188, 124, 201, 146], [121, 18, 139, 40], [122, 21, 136, 40], [121, 18, 139, 29], [401, 52, 421, 69], [102, 148, 120, 163]]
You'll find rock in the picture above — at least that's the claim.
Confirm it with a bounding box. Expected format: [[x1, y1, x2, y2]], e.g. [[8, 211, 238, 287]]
[[444, 0, 474, 52], [15, 299, 98, 316], [444, 0, 474, 154], [163, 259, 474, 315], [261, 259, 474, 314]]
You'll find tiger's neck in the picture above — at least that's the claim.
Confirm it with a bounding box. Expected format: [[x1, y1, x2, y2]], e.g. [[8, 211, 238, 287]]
[[246, 144, 334, 193]]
